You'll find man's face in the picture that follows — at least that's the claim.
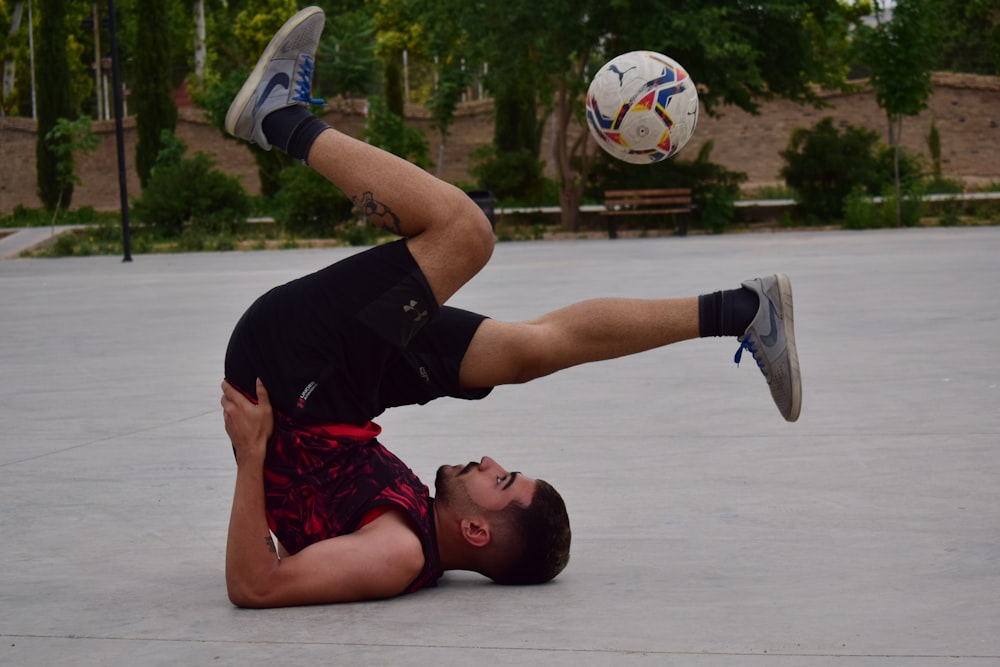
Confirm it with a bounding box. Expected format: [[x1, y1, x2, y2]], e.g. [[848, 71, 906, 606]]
[[435, 456, 536, 512]]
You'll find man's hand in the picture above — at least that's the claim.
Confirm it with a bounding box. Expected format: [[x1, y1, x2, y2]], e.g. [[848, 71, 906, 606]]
[[221, 378, 273, 466]]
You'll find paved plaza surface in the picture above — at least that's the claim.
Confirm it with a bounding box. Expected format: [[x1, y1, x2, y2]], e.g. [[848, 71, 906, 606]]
[[1, 228, 998, 666]]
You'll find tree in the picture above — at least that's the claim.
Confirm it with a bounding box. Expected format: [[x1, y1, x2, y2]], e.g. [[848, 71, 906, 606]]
[[1, 0, 15, 115], [193, 0, 206, 84], [420, 0, 861, 230], [0, 2, 9, 45], [134, 0, 178, 186], [43, 115, 99, 224], [215, 0, 298, 196], [35, 0, 77, 211], [932, 0, 1000, 75], [317, 8, 379, 102], [854, 0, 939, 225], [369, 0, 424, 115], [427, 58, 469, 177]]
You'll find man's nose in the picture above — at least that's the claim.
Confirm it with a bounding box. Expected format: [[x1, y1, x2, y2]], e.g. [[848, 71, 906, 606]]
[[480, 456, 503, 473]]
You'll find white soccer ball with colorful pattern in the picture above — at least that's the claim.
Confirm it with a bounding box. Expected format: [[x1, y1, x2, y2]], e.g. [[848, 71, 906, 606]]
[[586, 51, 699, 164]]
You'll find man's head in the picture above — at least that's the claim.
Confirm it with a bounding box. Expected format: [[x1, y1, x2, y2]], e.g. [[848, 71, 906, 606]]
[[434, 457, 571, 585]]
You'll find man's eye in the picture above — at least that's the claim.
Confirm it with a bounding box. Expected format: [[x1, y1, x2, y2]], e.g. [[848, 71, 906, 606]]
[[496, 475, 505, 485]]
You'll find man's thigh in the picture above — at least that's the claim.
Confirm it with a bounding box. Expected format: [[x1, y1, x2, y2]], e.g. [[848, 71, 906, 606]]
[[374, 306, 493, 412]]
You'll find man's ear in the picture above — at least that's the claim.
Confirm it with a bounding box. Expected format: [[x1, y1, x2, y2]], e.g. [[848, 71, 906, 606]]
[[460, 518, 491, 548]]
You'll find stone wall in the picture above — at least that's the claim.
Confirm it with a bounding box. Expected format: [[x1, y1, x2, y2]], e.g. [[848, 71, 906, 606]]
[[1, 73, 997, 215]]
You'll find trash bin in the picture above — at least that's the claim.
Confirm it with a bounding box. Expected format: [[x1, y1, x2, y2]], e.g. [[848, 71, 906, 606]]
[[466, 190, 496, 229]]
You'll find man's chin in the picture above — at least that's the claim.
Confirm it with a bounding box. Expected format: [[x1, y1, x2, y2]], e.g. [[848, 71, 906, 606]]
[[433, 465, 450, 500]]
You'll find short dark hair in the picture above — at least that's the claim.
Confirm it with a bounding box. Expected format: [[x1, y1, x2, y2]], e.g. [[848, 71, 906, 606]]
[[488, 479, 571, 585]]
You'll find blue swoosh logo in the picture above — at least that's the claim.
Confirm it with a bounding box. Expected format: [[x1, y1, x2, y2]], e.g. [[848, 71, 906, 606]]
[[760, 300, 779, 347], [254, 73, 290, 112]]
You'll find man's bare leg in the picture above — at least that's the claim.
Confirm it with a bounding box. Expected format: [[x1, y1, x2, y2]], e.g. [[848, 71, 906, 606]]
[[460, 273, 801, 423], [224, 6, 491, 307], [304, 130, 494, 305], [459, 297, 699, 388]]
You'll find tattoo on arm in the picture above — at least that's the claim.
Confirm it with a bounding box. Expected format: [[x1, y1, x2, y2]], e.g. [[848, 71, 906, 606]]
[[353, 191, 404, 236], [265, 534, 277, 554]]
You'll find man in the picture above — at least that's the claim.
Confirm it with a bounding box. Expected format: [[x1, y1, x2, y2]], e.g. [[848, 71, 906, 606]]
[[220, 7, 801, 608]]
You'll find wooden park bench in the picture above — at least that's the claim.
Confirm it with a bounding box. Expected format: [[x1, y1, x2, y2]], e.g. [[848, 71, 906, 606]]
[[600, 187, 695, 239]]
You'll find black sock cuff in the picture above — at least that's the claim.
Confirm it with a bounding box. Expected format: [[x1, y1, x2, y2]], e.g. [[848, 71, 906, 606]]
[[261, 106, 330, 161], [261, 105, 313, 153], [698, 287, 759, 338], [698, 292, 721, 338], [290, 116, 330, 164]]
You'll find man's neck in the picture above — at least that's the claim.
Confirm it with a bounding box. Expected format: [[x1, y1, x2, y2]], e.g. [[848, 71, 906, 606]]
[[432, 499, 464, 571]]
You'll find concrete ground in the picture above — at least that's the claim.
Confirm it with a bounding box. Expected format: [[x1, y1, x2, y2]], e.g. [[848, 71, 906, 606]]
[[1, 228, 997, 666]]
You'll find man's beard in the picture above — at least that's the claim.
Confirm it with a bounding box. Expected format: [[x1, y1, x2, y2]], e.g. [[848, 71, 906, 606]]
[[434, 462, 476, 506], [434, 465, 451, 503]]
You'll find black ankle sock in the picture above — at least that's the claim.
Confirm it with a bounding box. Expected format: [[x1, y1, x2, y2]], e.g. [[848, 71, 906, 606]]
[[698, 287, 759, 337], [261, 106, 329, 161]]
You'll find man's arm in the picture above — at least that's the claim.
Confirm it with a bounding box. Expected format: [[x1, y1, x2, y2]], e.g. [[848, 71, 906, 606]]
[[221, 379, 424, 607]]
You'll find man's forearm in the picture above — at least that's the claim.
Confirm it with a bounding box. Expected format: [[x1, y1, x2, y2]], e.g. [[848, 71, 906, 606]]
[[225, 459, 279, 606]]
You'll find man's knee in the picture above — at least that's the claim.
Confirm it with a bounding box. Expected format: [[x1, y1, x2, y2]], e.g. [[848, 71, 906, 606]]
[[464, 204, 495, 273]]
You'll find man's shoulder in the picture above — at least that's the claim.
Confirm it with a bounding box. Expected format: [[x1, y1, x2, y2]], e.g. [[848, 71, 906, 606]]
[[357, 507, 426, 578]]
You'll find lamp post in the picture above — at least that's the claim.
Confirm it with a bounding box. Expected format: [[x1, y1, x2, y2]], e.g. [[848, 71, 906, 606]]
[[106, 0, 131, 262]]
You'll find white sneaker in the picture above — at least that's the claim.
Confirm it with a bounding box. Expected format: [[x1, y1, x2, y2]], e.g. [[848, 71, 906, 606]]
[[224, 6, 326, 150]]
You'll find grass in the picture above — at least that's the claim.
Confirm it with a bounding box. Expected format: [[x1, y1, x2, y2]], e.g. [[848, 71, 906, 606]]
[[1, 205, 121, 229], [19, 213, 401, 258]]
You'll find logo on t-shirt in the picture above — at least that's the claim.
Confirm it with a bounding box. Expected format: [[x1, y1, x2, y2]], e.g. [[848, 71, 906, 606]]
[[297, 380, 319, 410]]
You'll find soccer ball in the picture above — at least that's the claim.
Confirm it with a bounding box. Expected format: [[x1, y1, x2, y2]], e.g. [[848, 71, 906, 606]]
[[586, 51, 699, 164]]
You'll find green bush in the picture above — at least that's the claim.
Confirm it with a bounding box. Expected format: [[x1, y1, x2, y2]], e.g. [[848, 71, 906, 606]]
[[274, 163, 354, 238], [843, 188, 879, 230], [780, 117, 881, 221], [924, 176, 964, 195], [2, 205, 45, 227], [337, 219, 382, 246], [52, 232, 83, 256], [132, 135, 249, 237], [939, 203, 961, 227], [842, 182, 927, 230], [44, 219, 123, 257], [701, 185, 737, 234], [873, 144, 924, 196], [880, 181, 927, 228], [470, 146, 548, 204]]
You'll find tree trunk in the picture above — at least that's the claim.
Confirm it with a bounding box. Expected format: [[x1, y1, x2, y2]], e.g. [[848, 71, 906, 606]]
[[193, 0, 206, 84], [559, 186, 581, 231], [551, 72, 601, 232]]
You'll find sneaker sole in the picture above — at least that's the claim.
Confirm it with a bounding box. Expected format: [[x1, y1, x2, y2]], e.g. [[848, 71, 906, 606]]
[[224, 6, 325, 138], [775, 272, 802, 421]]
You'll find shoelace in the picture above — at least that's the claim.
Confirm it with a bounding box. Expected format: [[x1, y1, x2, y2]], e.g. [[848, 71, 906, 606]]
[[734, 336, 767, 375], [292, 55, 325, 106]]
